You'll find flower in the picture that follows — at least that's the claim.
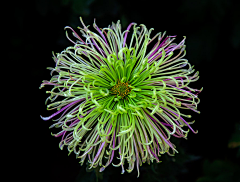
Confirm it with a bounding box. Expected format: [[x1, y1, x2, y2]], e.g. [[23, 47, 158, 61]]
[[40, 17, 202, 177]]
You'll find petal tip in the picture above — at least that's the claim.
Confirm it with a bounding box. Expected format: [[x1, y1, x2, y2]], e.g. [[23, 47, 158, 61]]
[[40, 115, 50, 121]]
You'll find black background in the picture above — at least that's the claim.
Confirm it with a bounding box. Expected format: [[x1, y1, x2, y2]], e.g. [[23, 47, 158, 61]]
[[14, 0, 240, 182]]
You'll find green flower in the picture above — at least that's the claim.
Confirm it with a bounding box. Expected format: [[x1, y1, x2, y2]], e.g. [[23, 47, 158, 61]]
[[40, 17, 202, 177]]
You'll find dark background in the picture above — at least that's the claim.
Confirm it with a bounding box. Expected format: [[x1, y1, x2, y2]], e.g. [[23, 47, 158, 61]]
[[14, 0, 240, 181]]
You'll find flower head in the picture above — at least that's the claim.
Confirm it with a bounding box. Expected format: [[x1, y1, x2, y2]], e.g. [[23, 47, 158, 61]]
[[40, 17, 202, 177]]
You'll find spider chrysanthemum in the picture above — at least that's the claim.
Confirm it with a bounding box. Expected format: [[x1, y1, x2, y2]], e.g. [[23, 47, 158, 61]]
[[40, 17, 202, 177]]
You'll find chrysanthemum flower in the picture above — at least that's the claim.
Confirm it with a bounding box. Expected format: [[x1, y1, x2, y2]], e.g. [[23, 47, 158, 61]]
[[40, 17, 202, 177]]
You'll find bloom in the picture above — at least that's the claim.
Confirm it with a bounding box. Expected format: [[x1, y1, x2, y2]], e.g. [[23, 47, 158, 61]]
[[40, 17, 202, 177]]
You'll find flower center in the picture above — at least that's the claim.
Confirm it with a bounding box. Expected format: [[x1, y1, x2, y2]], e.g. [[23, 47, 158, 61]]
[[111, 80, 132, 99]]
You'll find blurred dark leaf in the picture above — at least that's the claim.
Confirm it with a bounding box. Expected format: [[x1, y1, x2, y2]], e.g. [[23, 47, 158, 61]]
[[179, 0, 208, 23], [120, 14, 128, 29], [228, 123, 240, 149], [231, 21, 240, 49], [230, 8, 240, 49], [72, 0, 95, 16], [196, 159, 240, 182], [61, 0, 70, 6], [179, 0, 230, 23], [35, 0, 50, 16], [74, 162, 97, 182], [187, 25, 218, 64], [237, 148, 240, 158], [196, 176, 212, 182]]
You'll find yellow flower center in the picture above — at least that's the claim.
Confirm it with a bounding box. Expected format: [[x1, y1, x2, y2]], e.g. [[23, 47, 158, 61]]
[[111, 80, 132, 99]]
